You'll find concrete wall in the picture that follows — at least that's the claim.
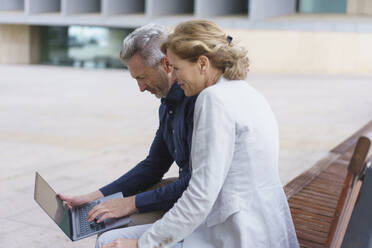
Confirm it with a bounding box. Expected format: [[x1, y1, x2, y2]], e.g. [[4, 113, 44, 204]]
[[102, 0, 144, 16], [226, 28, 372, 75], [62, 0, 100, 15], [195, 0, 247, 17], [348, 0, 372, 15], [25, 0, 60, 15], [0, 0, 24, 10], [250, 0, 296, 20], [0, 24, 39, 64], [147, 0, 193, 16]]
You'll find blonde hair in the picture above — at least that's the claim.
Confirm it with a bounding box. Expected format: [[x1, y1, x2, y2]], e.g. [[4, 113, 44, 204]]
[[161, 20, 249, 80]]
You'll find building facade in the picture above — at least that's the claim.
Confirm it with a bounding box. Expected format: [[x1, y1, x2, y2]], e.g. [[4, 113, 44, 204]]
[[0, 0, 371, 74]]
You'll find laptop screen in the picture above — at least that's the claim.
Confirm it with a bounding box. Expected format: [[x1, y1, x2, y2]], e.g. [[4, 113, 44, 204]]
[[34, 172, 72, 238]]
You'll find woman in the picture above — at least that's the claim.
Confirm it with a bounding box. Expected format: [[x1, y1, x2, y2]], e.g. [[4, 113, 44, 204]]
[[97, 20, 299, 248]]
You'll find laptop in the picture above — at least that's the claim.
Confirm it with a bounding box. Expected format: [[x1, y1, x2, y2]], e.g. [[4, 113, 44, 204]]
[[34, 172, 131, 241]]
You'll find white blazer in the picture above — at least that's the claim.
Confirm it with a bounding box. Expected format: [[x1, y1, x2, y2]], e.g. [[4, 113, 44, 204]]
[[138, 77, 299, 248]]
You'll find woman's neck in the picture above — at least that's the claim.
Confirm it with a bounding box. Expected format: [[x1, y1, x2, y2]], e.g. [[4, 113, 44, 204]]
[[205, 68, 223, 88]]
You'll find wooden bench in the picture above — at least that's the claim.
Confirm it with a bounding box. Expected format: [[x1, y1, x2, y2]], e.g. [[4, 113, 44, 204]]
[[284, 120, 372, 247]]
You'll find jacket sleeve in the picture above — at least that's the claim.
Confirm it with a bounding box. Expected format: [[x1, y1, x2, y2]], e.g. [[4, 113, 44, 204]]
[[99, 126, 175, 210], [135, 170, 191, 212], [138, 91, 236, 247]]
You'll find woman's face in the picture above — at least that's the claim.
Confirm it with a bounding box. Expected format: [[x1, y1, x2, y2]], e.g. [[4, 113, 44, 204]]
[[167, 49, 206, 97]]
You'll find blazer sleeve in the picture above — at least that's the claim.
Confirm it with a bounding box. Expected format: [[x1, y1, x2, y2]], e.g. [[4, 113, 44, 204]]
[[99, 126, 175, 211], [138, 91, 236, 247]]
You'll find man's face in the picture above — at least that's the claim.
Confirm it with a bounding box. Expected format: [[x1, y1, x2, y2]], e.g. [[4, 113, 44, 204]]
[[127, 53, 171, 98]]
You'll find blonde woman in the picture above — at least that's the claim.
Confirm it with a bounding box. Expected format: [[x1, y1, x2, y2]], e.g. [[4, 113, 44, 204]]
[[97, 20, 299, 248]]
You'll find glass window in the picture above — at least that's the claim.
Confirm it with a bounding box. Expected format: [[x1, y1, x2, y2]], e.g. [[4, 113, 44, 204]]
[[298, 0, 347, 13], [40, 26, 133, 69]]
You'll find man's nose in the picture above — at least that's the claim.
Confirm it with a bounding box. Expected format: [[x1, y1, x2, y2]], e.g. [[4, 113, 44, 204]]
[[138, 81, 147, 92]]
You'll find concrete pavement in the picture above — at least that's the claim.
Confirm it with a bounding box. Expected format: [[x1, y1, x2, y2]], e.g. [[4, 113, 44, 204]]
[[1, 64, 372, 247]]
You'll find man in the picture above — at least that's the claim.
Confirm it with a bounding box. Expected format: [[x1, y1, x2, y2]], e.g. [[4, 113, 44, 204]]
[[59, 24, 196, 230]]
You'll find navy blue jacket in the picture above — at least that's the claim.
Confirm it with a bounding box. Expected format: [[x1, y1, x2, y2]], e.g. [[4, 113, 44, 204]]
[[100, 83, 197, 213]]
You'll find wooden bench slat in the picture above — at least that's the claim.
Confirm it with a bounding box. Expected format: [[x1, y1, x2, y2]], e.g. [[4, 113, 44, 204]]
[[295, 224, 329, 238], [297, 238, 326, 248], [294, 219, 330, 234], [290, 208, 334, 223], [299, 189, 340, 202], [290, 196, 337, 212], [310, 178, 344, 188], [304, 185, 342, 197], [289, 202, 335, 218], [293, 215, 331, 230], [295, 193, 339, 207], [295, 229, 328, 245], [290, 195, 338, 209]]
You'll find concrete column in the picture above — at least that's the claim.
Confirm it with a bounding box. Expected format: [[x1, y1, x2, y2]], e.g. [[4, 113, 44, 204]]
[[61, 0, 100, 15], [30, 25, 40, 64], [0, 0, 24, 10], [25, 0, 60, 15], [0, 24, 40, 64], [249, 0, 296, 20], [102, 0, 144, 16], [195, 0, 247, 17], [146, 0, 193, 16]]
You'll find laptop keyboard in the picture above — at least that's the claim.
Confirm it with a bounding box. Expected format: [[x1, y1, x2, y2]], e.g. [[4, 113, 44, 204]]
[[77, 200, 106, 236]]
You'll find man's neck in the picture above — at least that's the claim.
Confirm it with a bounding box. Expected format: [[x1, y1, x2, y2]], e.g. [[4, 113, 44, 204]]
[[164, 80, 176, 97]]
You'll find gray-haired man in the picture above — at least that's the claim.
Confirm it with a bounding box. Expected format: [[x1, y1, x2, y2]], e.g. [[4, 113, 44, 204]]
[[58, 24, 197, 246]]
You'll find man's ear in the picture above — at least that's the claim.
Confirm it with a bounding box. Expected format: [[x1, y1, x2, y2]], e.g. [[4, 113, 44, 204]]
[[161, 56, 172, 73], [198, 55, 209, 74]]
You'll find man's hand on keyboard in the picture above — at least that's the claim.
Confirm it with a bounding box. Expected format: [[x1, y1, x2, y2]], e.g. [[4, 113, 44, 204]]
[[87, 196, 137, 223], [58, 190, 104, 209]]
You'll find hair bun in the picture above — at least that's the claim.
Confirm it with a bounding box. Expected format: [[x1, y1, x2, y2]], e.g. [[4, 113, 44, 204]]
[[161, 20, 249, 80]]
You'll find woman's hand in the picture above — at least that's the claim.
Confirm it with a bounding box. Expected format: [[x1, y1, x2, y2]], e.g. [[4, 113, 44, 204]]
[[102, 238, 138, 248]]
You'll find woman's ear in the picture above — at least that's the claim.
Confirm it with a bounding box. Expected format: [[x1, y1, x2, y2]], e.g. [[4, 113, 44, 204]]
[[161, 56, 172, 73], [198, 55, 209, 74]]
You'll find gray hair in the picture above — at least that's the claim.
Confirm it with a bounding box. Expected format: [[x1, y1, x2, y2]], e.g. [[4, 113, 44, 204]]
[[120, 23, 166, 67]]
